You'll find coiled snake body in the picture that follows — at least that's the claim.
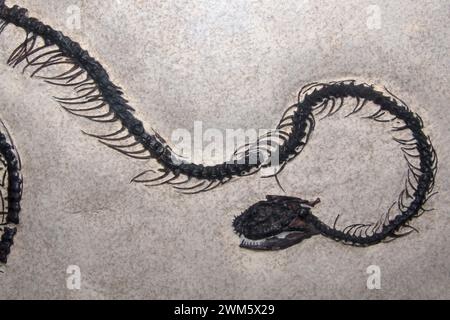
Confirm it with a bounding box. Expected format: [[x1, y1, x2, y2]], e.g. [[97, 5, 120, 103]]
[[0, 2, 438, 261], [0, 126, 22, 263]]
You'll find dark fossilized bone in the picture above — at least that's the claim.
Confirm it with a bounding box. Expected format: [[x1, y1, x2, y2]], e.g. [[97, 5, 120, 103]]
[[0, 120, 22, 264], [233, 82, 438, 249], [234, 196, 322, 250], [0, 2, 438, 261]]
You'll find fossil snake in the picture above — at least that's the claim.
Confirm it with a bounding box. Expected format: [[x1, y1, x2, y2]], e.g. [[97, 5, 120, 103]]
[[0, 2, 438, 261], [0, 122, 22, 264]]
